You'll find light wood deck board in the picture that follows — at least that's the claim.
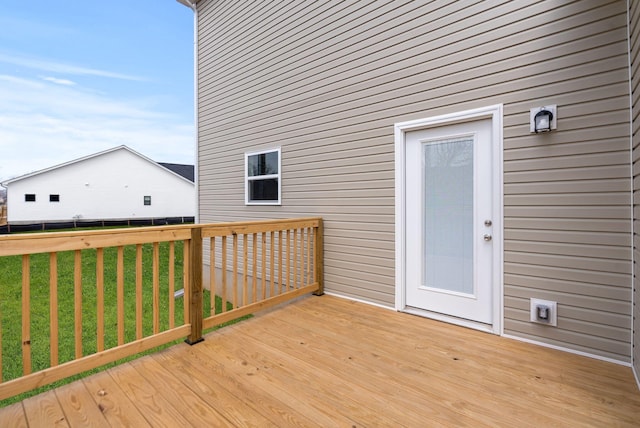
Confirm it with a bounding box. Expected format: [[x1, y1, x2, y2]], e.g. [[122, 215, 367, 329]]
[[0, 294, 638, 427], [81, 370, 152, 428]]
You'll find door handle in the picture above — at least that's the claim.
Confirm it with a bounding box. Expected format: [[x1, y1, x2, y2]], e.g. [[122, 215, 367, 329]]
[[483, 234, 492, 241]]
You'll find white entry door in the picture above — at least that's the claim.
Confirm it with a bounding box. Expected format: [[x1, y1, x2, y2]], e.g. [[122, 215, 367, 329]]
[[404, 118, 494, 324]]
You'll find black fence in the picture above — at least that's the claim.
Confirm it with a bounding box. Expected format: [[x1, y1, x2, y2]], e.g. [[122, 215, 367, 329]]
[[0, 217, 195, 234]]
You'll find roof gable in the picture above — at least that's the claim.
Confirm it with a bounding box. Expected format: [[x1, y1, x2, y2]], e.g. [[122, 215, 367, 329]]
[[1, 145, 193, 187]]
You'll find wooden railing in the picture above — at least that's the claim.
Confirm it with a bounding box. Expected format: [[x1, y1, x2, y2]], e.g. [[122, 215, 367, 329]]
[[0, 217, 323, 400]]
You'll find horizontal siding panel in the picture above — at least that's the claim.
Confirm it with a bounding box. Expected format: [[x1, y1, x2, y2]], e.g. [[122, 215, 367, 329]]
[[505, 206, 629, 219], [504, 240, 630, 260], [504, 318, 630, 362], [504, 193, 629, 206], [325, 257, 394, 279], [504, 151, 628, 172], [504, 138, 629, 161], [503, 82, 630, 129], [505, 263, 629, 288], [505, 273, 631, 302], [504, 252, 630, 274], [504, 311, 631, 359], [200, 2, 621, 125], [505, 297, 630, 330], [504, 229, 630, 246], [505, 179, 630, 194], [504, 301, 629, 340], [325, 244, 393, 261], [504, 288, 630, 316], [199, 38, 628, 134], [504, 165, 630, 183], [323, 273, 395, 307], [504, 123, 630, 150], [327, 236, 394, 252], [504, 165, 629, 185]]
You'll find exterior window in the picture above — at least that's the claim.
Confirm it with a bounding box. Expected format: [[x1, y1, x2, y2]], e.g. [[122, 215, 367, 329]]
[[25, 194, 35, 202], [144, 195, 151, 206], [245, 148, 281, 205], [50, 194, 60, 202]]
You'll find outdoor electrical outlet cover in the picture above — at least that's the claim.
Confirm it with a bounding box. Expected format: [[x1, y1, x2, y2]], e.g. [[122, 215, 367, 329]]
[[530, 298, 557, 326]]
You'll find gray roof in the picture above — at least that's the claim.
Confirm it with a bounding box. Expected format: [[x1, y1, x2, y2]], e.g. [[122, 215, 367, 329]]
[[159, 163, 195, 182]]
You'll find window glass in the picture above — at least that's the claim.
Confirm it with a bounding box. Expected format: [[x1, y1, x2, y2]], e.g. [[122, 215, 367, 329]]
[[248, 151, 279, 177], [249, 178, 279, 201], [245, 148, 280, 205], [25, 194, 35, 202], [50, 194, 60, 202], [144, 196, 151, 206]]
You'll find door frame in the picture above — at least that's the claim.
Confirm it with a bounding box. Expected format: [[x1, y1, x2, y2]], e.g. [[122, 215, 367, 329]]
[[394, 104, 504, 334]]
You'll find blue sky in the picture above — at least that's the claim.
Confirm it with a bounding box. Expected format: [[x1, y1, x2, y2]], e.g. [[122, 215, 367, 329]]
[[0, 1, 195, 182]]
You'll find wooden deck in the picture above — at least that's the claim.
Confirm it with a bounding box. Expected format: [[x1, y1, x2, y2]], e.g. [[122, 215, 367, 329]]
[[1, 294, 639, 427]]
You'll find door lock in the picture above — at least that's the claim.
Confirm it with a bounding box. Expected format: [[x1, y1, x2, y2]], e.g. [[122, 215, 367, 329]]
[[483, 234, 492, 241]]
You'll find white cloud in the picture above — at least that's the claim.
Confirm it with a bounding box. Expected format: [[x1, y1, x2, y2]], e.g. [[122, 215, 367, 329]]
[[0, 74, 193, 182], [41, 76, 76, 86], [0, 51, 144, 81]]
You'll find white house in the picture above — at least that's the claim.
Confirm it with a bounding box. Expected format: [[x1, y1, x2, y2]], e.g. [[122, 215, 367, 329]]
[[1, 146, 195, 225]]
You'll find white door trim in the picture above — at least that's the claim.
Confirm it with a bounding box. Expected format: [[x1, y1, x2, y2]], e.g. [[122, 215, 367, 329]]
[[394, 104, 504, 334]]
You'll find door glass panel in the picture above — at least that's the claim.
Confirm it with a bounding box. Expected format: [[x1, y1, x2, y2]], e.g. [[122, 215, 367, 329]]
[[423, 137, 474, 294]]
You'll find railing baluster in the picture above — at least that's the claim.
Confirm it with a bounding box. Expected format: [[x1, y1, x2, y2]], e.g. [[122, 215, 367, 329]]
[[306, 227, 311, 286], [152, 242, 160, 335], [21, 255, 31, 376], [243, 234, 248, 307], [183, 238, 190, 325], [233, 233, 238, 309], [96, 248, 105, 352], [136, 244, 143, 340], [278, 231, 283, 295], [74, 250, 82, 359], [222, 235, 227, 313], [286, 230, 291, 292], [252, 233, 257, 304], [270, 231, 275, 297], [210, 237, 215, 315], [169, 241, 175, 329], [261, 232, 267, 300], [49, 252, 58, 367], [117, 246, 125, 346], [293, 229, 298, 289]]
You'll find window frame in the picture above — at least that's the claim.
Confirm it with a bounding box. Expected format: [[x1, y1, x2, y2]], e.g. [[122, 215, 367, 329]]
[[245, 147, 281, 205], [49, 194, 60, 202], [25, 194, 36, 202], [143, 195, 152, 206]]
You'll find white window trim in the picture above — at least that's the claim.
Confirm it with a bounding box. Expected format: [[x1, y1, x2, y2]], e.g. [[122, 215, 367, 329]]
[[245, 147, 281, 205]]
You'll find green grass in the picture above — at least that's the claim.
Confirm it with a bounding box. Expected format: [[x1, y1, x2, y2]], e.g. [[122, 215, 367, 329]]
[[0, 239, 248, 407]]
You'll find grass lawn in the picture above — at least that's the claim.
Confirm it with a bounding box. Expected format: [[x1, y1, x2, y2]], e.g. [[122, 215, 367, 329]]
[[0, 239, 246, 407]]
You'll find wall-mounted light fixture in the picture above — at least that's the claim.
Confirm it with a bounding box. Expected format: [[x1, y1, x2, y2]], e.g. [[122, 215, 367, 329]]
[[530, 105, 557, 133]]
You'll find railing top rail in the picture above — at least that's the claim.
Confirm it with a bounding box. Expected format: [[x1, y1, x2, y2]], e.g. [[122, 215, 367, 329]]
[[0, 217, 323, 256], [200, 217, 322, 237]]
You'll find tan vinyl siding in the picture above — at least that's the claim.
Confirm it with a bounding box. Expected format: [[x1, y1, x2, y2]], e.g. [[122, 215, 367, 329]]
[[629, 0, 640, 377], [196, 0, 632, 360]]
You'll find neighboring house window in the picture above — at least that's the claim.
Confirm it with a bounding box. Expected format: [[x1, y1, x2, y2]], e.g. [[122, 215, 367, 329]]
[[50, 194, 60, 202], [144, 196, 151, 206], [25, 194, 35, 202], [245, 148, 281, 205]]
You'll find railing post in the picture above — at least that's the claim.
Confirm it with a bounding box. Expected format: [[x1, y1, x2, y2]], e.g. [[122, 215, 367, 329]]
[[313, 219, 324, 296], [185, 226, 204, 345]]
